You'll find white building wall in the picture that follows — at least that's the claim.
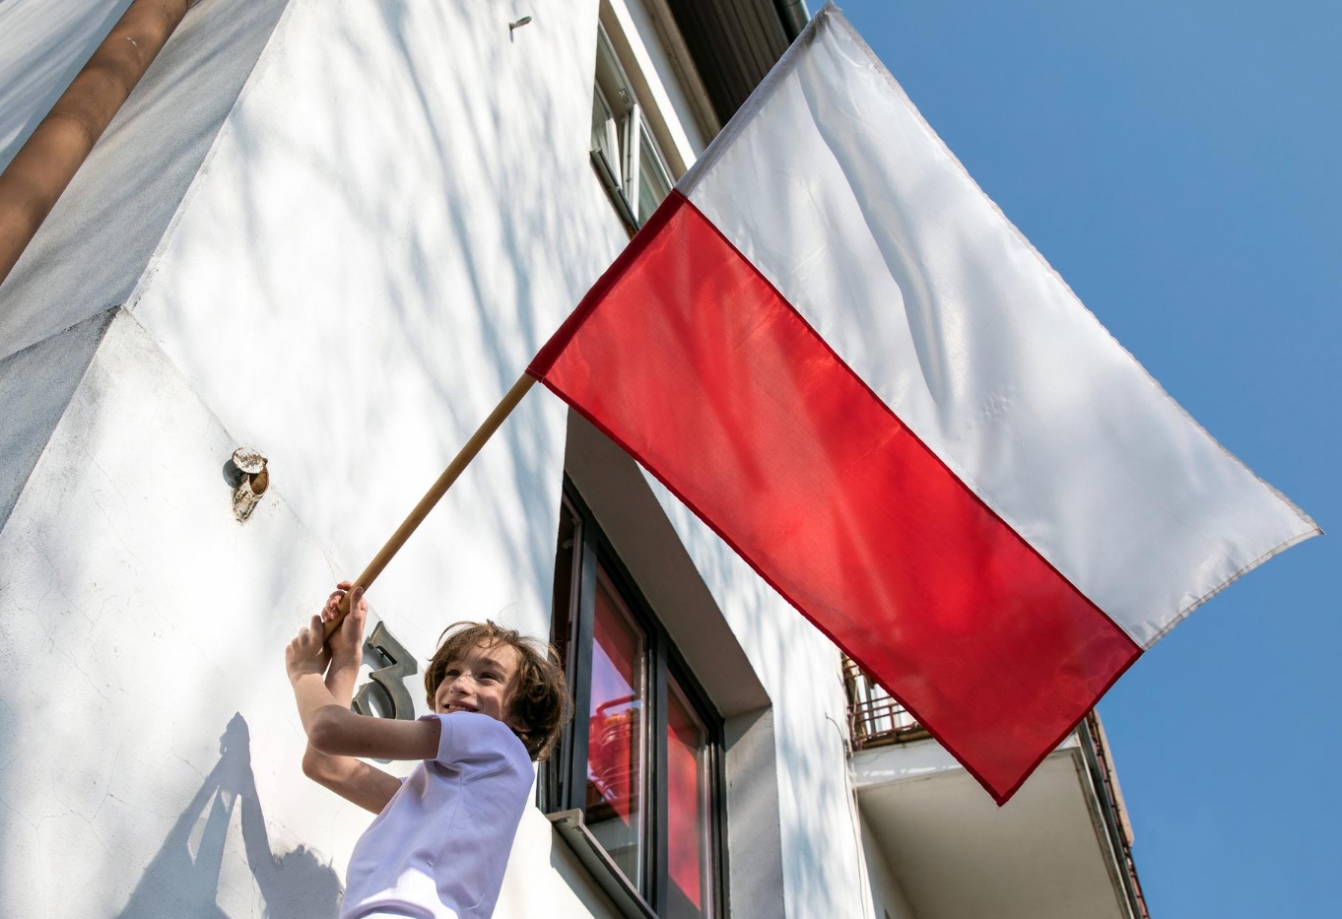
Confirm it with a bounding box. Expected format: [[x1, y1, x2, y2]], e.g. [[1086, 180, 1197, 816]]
[[0, 309, 114, 528], [0, 0, 873, 917], [0, 309, 621, 918], [860, 811, 918, 919], [116, 0, 623, 652]]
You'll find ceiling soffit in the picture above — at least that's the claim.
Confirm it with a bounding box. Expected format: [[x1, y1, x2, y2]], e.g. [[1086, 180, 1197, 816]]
[[661, 0, 796, 124]]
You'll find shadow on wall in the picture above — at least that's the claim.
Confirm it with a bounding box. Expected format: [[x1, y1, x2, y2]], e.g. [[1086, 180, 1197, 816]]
[[129, 0, 627, 639], [0, 0, 135, 172], [0, 0, 292, 361], [115, 713, 341, 919]]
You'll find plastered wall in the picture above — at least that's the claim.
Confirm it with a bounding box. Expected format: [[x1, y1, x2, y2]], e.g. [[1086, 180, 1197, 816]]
[[0, 0, 872, 916], [0, 310, 114, 529], [0, 309, 621, 917]]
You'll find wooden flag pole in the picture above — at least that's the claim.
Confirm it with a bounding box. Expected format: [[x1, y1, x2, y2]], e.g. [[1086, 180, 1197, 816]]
[[323, 371, 538, 640]]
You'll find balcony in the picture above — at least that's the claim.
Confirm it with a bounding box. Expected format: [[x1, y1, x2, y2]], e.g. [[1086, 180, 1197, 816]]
[[844, 656, 932, 748], [843, 657, 1151, 919]]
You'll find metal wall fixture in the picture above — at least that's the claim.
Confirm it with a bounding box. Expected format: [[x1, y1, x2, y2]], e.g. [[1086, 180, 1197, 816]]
[[509, 15, 533, 39], [229, 448, 269, 521], [351, 622, 418, 720]]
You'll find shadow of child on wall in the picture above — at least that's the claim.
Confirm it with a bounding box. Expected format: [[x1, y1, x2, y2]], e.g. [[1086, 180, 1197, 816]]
[[116, 713, 342, 919]]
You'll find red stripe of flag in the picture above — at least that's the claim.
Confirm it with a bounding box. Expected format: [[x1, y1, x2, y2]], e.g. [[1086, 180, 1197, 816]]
[[531, 192, 1141, 803]]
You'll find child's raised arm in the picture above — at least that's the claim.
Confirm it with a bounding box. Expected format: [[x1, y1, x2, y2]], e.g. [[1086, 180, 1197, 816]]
[[289, 584, 426, 813]]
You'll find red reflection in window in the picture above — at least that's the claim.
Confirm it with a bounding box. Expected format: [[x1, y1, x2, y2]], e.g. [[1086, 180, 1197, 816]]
[[585, 568, 647, 890], [667, 677, 711, 918]]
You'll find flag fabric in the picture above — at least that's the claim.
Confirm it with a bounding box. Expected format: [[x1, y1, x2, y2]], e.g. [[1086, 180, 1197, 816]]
[[530, 5, 1318, 803]]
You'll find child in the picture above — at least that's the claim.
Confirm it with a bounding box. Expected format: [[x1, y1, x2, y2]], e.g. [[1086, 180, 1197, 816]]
[[285, 581, 572, 919]]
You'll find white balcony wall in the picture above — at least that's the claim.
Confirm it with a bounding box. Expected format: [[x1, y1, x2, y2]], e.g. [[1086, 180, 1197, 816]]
[[860, 812, 918, 919]]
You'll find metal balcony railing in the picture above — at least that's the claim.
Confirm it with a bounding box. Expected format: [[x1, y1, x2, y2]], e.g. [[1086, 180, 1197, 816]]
[[842, 656, 930, 749]]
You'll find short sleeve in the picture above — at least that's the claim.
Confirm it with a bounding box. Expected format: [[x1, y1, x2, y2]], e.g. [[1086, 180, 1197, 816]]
[[418, 712, 529, 772]]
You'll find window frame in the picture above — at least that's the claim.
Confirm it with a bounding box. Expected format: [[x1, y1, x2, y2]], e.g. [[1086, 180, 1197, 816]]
[[544, 481, 730, 918], [590, 20, 676, 232]]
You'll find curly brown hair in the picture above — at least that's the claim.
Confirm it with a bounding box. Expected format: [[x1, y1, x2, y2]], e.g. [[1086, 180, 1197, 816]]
[[424, 621, 573, 761]]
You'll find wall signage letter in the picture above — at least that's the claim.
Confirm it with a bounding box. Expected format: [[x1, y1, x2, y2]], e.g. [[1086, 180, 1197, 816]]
[[351, 622, 418, 720]]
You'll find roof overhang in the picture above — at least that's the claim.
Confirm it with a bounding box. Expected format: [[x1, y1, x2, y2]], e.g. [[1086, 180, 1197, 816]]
[[661, 0, 807, 123]]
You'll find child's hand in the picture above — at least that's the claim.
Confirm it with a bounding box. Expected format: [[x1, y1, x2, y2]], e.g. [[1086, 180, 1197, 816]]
[[322, 581, 368, 665], [285, 614, 331, 683]]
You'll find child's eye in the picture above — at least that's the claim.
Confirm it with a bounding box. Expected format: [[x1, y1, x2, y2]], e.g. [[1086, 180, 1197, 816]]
[[481, 672, 498, 682]]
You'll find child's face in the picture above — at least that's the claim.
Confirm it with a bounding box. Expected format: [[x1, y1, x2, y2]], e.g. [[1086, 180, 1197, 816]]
[[433, 639, 521, 725]]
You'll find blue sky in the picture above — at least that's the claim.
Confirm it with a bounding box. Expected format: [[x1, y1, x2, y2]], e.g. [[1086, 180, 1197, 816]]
[[836, 1, 1340, 914]]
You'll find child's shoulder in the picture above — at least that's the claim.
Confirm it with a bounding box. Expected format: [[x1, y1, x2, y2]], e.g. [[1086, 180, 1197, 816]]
[[423, 712, 530, 766]]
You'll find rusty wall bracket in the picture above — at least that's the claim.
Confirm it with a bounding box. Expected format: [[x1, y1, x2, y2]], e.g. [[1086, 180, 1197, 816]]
[[229, 447, 268, 521]]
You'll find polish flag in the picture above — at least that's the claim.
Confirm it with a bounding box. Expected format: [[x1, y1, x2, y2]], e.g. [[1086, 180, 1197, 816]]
[[531, 6, 1318, 802]]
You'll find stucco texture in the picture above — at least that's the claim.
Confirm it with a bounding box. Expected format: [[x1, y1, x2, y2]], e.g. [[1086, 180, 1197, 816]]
[[0, 308, 114, 530], [0, 0, 627, 914], [0, 0, 873, 916]]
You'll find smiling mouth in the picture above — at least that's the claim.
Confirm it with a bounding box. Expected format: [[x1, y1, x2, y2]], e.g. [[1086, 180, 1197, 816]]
[[443, 703, 477, 713]]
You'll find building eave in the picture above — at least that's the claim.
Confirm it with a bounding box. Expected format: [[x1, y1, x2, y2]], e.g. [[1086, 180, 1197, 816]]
[[661, 0, 809, 125]]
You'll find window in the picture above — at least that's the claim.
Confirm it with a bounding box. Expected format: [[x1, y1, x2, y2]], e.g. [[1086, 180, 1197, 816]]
[[591, 23, 675, 230], [546, 486, 725, 918]]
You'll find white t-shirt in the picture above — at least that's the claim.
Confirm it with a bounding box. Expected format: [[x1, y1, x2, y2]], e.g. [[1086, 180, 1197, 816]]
[[341, 712, 535, 919]]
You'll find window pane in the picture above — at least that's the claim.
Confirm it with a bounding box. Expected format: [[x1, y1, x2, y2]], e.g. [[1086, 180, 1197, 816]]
[[666, 676, 712, 919], [543, 500, 581, 812], [591, 92, 607, 154], [594, 25, 634, 119], [585, 568, 648, 892], [550, 500, 580, 674], [636, 122, 671, 224], [591, 87, 624, 192]]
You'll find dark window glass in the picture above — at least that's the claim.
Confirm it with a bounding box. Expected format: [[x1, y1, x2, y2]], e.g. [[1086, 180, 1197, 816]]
[[546, 485, 724, 916], [551, 501, 580, 672]]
